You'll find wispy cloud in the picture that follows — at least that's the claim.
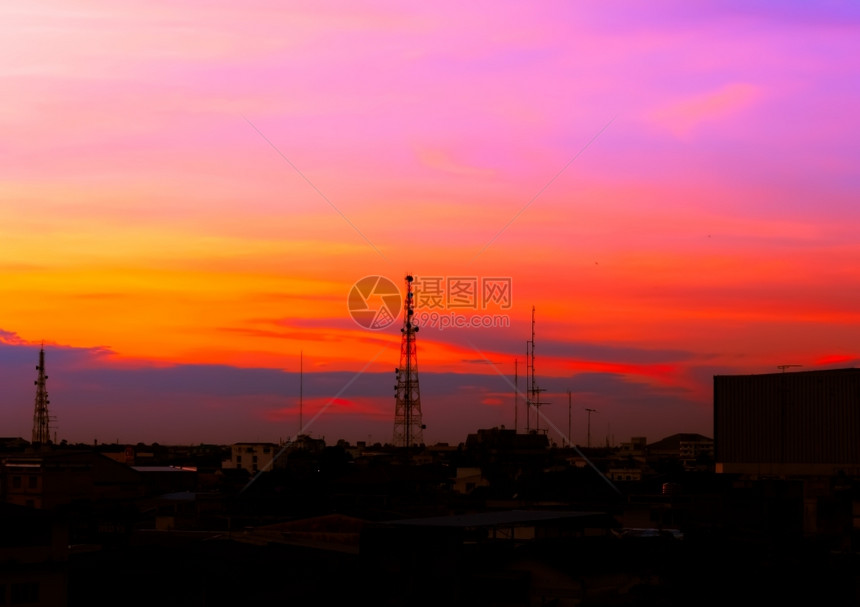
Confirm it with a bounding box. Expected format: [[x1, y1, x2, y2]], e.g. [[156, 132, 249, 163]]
[[650, 83, 762, 138]]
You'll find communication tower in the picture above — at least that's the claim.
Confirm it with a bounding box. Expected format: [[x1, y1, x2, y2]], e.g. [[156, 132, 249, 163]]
[[525, 306, 549, 432], [393, 274, 424, 448], [32, 345, 53, 445]]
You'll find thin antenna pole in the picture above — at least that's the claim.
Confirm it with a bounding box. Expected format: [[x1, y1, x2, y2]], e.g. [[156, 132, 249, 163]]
[[527, 305, 548, 432], [531, 306, 537, 432], [586, 408, 596, 449], [567, 389, 571, 448], [514, 359, 518, 432], [299, 351, 303, 436], [525, 343, 530, 432]]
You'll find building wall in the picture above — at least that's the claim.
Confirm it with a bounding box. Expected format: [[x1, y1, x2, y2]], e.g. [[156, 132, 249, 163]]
[[452, 467, 489, 494], [714, 368, 860, 475], [2, 452, 146, 509], [0, 504, 69, 607], [608, 468, 642, 482], [226, 443, 278, 474]]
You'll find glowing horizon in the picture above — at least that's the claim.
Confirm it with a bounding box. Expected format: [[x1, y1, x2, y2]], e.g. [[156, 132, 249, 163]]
[[2, 1, 859, 445]]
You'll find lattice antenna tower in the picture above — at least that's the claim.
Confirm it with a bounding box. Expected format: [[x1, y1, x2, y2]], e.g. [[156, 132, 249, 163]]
[[393, 274, 424, 448], [32, 344, 54, 445], [526, 306, 549, 432]]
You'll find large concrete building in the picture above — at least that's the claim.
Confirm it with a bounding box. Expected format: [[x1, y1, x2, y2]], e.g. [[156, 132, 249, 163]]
[[714, 367, 860, 542], [223, 442, 279, 474], [714, 367, 860, 477]]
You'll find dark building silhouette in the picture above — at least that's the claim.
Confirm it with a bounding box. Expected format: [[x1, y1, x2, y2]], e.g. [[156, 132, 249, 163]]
[[648, 432, 714, 472], [1, 450, 146, 510], [0, 437, 29, 452], [0, 503, 69, 606], [714, 367, 860, 545], [361, 509, 621, 607], [715, 367, 860, 477]]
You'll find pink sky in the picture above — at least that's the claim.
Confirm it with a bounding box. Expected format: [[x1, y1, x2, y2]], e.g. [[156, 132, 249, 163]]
[[1, 1, 859, 445]]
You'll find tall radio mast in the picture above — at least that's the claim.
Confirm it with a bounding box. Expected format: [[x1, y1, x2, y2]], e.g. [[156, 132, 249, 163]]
[[393, 274, 424, 448], [526, 306, 549, 432], [32, 344, 53, 446]]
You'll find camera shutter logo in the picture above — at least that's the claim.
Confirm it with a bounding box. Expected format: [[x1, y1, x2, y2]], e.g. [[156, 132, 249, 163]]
[[348, 275, 401, 329]]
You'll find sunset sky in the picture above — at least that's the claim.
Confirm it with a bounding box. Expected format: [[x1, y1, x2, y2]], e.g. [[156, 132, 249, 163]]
[[2, 1, 859, 446]]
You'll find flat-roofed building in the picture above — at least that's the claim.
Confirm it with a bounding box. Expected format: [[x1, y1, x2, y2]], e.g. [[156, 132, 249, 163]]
[[714, 368, 860, 477], [223, 442, 279, 474], [714, 368, 860, 541], [1, 451, 146, 510]]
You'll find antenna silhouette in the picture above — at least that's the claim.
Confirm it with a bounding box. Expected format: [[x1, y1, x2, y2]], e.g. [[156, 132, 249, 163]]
[[525, 306, 549, 432], [567, 389, 572, 448], [513, 359, 519, 432], [299, 350, 303, 436], [585, 408, 597, 448], [32, 344, 54, 446], [394, 274, 424, 448]]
